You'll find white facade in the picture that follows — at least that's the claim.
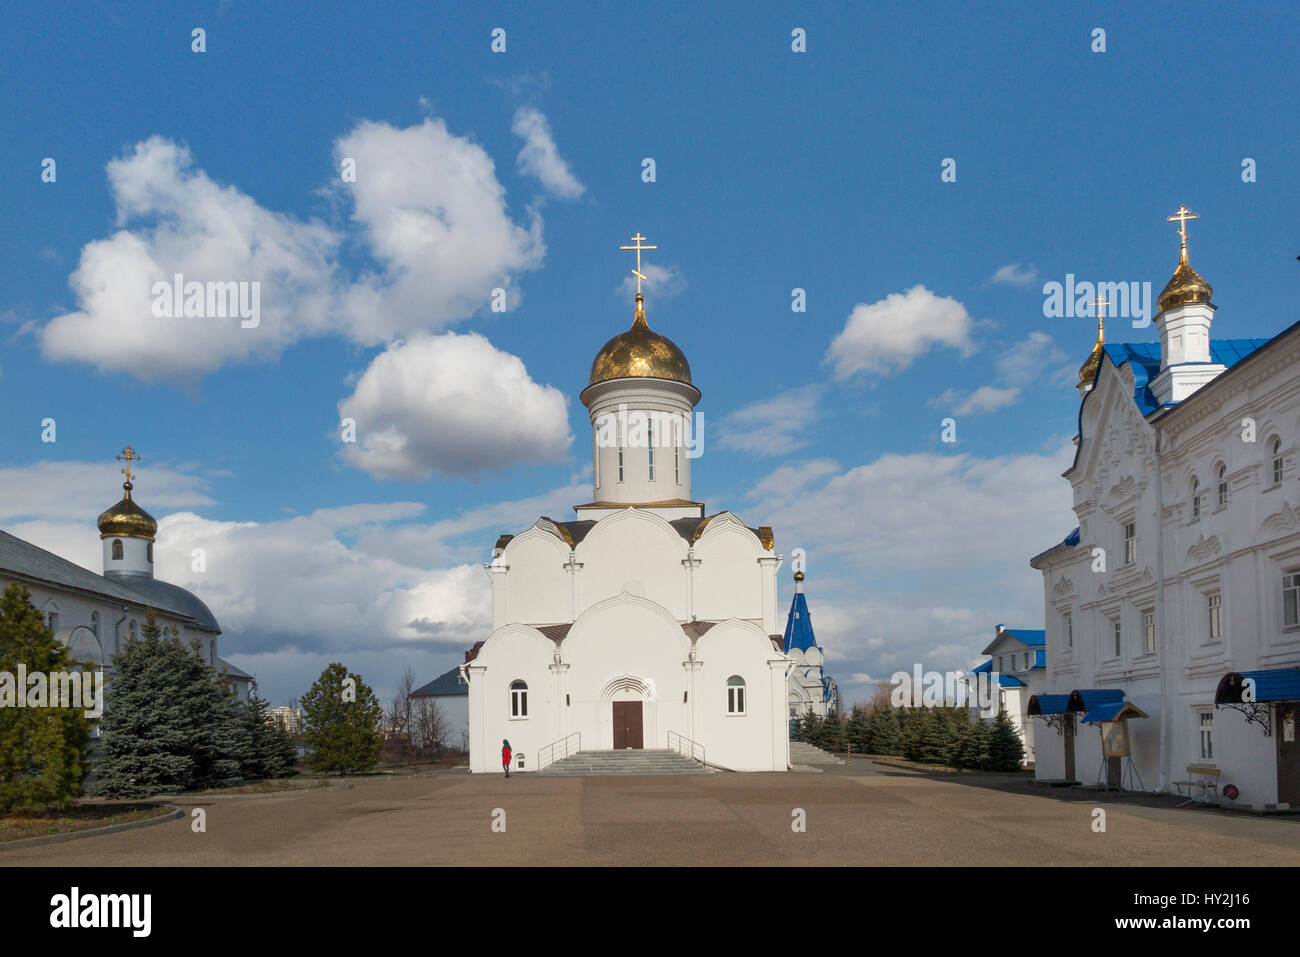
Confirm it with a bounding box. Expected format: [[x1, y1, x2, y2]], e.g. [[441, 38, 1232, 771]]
[[464, 294, 792, 772], [1030, 250, 1300, 805], [969, 626, 1045, 765], [0, 474, 249, 704]]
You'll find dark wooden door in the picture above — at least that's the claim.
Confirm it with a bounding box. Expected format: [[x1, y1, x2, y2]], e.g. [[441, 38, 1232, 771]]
[[1063, 716, 1076, 781], [612, 701, 643, 749], [1277, 703, 1300, 804]]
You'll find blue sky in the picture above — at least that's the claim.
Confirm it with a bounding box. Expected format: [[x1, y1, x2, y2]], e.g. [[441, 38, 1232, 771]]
[[3, 0, 1298, 707]]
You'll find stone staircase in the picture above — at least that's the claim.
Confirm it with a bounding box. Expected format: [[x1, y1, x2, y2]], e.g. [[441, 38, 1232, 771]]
[[539, 749, 714, 776], [789, 741, 845, 767]]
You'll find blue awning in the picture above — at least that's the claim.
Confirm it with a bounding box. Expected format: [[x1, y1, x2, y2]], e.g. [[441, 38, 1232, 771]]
[[1216, 668, 1300, 705], [1067, 689, 1125, 713], [1028, 694, 1070, 715], [1080, 701, 1149, 723]]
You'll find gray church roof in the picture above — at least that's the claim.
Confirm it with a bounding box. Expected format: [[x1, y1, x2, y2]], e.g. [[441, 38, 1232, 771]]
[[0, 528, 221, 633], [412, 665, 468, 698]]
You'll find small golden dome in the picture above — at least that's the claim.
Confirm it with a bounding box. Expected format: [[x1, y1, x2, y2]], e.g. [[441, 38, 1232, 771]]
[[793, 570, 805, 583], [1157, 250, 1213, 314], [1078, 339, 1104, 388], [589, 295, 692, 387], [97, 482, 158, 541]]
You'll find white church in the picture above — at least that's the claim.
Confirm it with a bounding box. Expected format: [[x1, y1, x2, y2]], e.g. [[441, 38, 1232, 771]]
[[462, 238, 794, 772], [1028, 209, 1300, 807], [0, 448, 251, 705]]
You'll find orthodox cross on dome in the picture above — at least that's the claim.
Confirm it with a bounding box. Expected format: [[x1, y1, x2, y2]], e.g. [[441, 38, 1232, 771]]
[[116, 445, 141, 485], [1167, 204, 1199, 260], [619, 232, 657, 297], [1092, 294, 1109, 325]]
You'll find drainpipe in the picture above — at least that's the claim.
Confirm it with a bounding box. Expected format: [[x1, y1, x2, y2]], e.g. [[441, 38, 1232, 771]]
[[113, 605, 129, 660], [1154, 424, 1170, 793]]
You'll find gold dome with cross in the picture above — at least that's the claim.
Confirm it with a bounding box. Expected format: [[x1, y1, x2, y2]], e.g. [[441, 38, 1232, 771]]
[[96, 446, 158, 541], [589, 233, 693, 387]]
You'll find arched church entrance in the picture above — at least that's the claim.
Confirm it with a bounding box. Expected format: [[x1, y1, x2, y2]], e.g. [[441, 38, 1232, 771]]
[[600, 674, 655, 750]]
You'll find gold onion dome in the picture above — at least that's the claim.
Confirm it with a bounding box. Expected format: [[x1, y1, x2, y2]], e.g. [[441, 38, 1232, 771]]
[[97, 482, 157, 541], [588, 294, 692, 386], [1156, 248, 1214, 314]]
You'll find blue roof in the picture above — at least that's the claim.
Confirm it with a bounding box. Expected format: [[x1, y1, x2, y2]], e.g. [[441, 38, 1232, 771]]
[[412, 666, 468, 698], [1028, 694, 1070, 715], [1067, 688, 1126, 713], [1030, 526, 1080, 567], [1003, 628, 1045, 647], [1031, 648, 1046, 669], [969, 659, 1029, 686], [783, 590, 818, 654], [1216, 667, 1300, 704], [1104, 339, 1270, 416]]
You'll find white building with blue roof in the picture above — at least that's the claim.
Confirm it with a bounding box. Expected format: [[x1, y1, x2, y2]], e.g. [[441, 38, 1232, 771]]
[[967, 625, 1046, 764], [782, 569, 839, 722], [1028, 213, 1300, 805], [0, 449, 250, 707]]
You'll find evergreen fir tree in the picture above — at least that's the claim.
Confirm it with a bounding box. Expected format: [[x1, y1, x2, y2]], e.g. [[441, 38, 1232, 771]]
[[301, 663, 383, 773], [846, 705, 871, 752], [93, 610, 200, 797], [0, 583, 92, 813], [864, 708, 902, 755], [240, 685, 297, 779], [983, 708, 1026, 771], [947, 714, 991, 769]]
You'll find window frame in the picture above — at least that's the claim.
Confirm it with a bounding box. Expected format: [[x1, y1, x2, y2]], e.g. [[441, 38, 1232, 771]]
[[509, 680, 529, 719], [1283, 569, 1300, 630], [1208, 592, 1223, 642], [1123, 521, 1136, 566], [726, 675, 747, 716], [1216, 464, 1228, 508], [1198, 710, 1214, 762], [1143, 609, 1156, 656], [1272, 437, 1284, 486]]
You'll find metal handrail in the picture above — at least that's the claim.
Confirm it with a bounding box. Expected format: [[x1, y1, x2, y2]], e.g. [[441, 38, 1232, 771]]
[[537, 731, 580, 771], [667, 730, 706, 765]]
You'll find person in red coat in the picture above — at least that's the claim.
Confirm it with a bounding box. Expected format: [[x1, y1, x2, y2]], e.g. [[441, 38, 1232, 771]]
[[502, 739, 512, 777]]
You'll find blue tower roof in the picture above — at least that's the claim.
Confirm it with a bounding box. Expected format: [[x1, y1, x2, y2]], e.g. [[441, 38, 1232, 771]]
[[783, 587, 819, 654]]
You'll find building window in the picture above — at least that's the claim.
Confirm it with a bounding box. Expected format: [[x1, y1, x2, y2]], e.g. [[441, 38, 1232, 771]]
[[1216, 464, 1228, 507], [1063, 610, 1073, 650], [594, 436, 600, 490], [112, 539, 124, 560], [90, 611, 100, 638], [147, 542, 153, 563], [647, 419, 655, 480], [727, 676, 746, 715], [1112, 619, 1122, 658], [1284, 570, 1300, 628], [1199, 711, 1214, 761], [47, 611, 60, 632], [509, 680, 528, 718], [1190, 478, 1202, 519], [1143, 610, 1156, 655], [1208, 592, 1222, 642], [129, 620, 138, 640], [1272, 438, 1284, 486], [1124, 521, 1136, 565]]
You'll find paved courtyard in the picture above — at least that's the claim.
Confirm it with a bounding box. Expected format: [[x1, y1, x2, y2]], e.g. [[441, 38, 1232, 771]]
[[5, 758, 1298, 866]]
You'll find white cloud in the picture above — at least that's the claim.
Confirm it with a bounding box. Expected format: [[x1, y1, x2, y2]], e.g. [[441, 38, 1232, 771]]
[[338, 332, 572, 479], [988, 262, 1039, 287], [718, 385, 823, 457], [747, 442, 1075, 703], [40, 117, 550, 381], [511, 107, 585, 199], [826, 285, 975, 379], [933, 384, 1020, 416], [616, 263, 685, 300], [745, 458, 839, 501], [333, 118, 545, 341], [42, 137, 339, 381]]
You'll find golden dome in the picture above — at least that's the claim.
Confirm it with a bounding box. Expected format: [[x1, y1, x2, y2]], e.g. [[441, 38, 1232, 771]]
[[1157, 250, 1213, 314], [97, 483, 157, 541], [589, 295, 692, 387]]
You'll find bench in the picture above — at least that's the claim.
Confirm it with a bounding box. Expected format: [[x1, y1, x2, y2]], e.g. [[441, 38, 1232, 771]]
[[1173, 765, 1220, 806]]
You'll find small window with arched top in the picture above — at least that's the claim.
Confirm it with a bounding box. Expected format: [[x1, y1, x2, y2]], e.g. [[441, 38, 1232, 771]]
[[112, 539, 124, 560], [727, 675, 746, 715], [128, 620, 137, 640], [1217, 464, 1228, 508], [1272, 438, 1285, 486], [90, 611, 100, 637], [510, 680, 528, 718], [147, 542, 153, 563], [1190, 477, 1202, 519]]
